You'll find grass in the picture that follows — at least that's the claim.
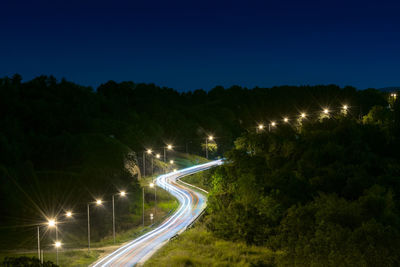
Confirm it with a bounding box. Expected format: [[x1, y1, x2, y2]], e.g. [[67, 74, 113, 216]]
[[0, 250, 101, 267], [143, 224, 279, 267], [172, 152, 209, 169], [179, 168, 214, 192]]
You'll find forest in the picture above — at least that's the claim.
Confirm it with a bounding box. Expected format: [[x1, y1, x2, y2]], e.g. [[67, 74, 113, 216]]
[[206, 99, 400, 266], [0, 74, 395, 260]]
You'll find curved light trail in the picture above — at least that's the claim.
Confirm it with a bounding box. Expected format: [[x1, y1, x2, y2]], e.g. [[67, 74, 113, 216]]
[[91, 159, 223, 267]]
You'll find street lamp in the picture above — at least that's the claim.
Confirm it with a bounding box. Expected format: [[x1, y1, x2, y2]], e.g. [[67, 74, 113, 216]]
[[205, 135, 214, 159], [36, 218, 57, 263], [47, 219, 60, 265], [142, 182, 157, 227], [87, 199, 103, 251], [283, 117, 289, 123], [269, 122, 276, 132], [164, 144, 173, 162], [146, 149, 154, 175], [112, 191, 126, 244], [48, 219, 56, 227], [300, 113, 306, 119], [66, 211, 72, 218], [169, 160, 174, 164], [54, 240, 62, 264], [149, 182, 157, 221]]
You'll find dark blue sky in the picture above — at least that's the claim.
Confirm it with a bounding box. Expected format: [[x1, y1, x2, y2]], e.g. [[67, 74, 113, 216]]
[[1, 0, 399, 91]]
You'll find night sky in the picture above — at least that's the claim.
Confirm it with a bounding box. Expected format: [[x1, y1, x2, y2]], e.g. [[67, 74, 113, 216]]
[[1, 0, 399, 91]]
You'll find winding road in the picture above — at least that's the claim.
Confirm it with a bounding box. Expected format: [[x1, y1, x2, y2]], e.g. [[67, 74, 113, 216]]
[[91, 159, 223, 267]]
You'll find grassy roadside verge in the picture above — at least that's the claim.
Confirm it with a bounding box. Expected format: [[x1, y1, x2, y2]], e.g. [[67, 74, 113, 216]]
[[179, 168, 214, 192], [143, 223, 279, 267]]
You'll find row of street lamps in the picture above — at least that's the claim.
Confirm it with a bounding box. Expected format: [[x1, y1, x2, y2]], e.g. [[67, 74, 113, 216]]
[[36, 184, 160, 264], [142, 145, 173, 177], [35, 137, 218, 263], [142, 137, 216, 176], [257, 105, 349, 132]]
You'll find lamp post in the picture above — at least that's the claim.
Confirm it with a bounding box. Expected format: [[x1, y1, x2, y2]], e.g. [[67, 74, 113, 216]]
[[164, 144, 173, 162], [341, 104, 348, 115], [142, 187, 145, 227], [36, 214, 72, 263], [205, 135, 213, 159], [54, 241, 61, 265], [283, 117, 289, 123], [155, 153, 160, 174], [37, 226, 40, 261], [149, 182, 157, 220], [142, 151, 146, 177], [87, 199, 102, 251], [269, 122, 276, 132], [257, 124, 264, 133], [46, 219, 59, 264], [146, 149, 153, 176], [112, 191, 126, 244]]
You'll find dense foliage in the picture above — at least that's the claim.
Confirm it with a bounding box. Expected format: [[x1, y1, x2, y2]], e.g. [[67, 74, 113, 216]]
[[207, 103, 400, 266], [0, 73, 390, 250], [2, 256, 57, 266]]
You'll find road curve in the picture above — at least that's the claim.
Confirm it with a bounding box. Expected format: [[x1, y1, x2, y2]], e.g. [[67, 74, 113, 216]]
[[91, 159, 223, 267]]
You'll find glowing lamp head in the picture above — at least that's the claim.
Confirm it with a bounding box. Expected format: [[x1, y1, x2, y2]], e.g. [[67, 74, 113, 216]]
[[146, 149, 152, 154], [323, 109, 329, 114], [167, 145, 172, 150], [55, 241, 61, 248], [66, 211, 72, 217], [170, 160, 174, 164], [258, 124, 264, 130], [208, 136, 214, 141], [343, 105, 348, 110], [300, 113, 306, 118], [156, 154, 160, 159], [96, 199, 102, 205], [271, 122, 276, 127], [48, 219, 56, 227], [283, 117, 289, 123], [120, 191, 126, 196], [149, 182, 154, 188]]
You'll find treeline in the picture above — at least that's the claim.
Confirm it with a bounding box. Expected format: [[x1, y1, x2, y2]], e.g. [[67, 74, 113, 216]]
[[0, 74, 389, 248], [206, 99, 400, 266]]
